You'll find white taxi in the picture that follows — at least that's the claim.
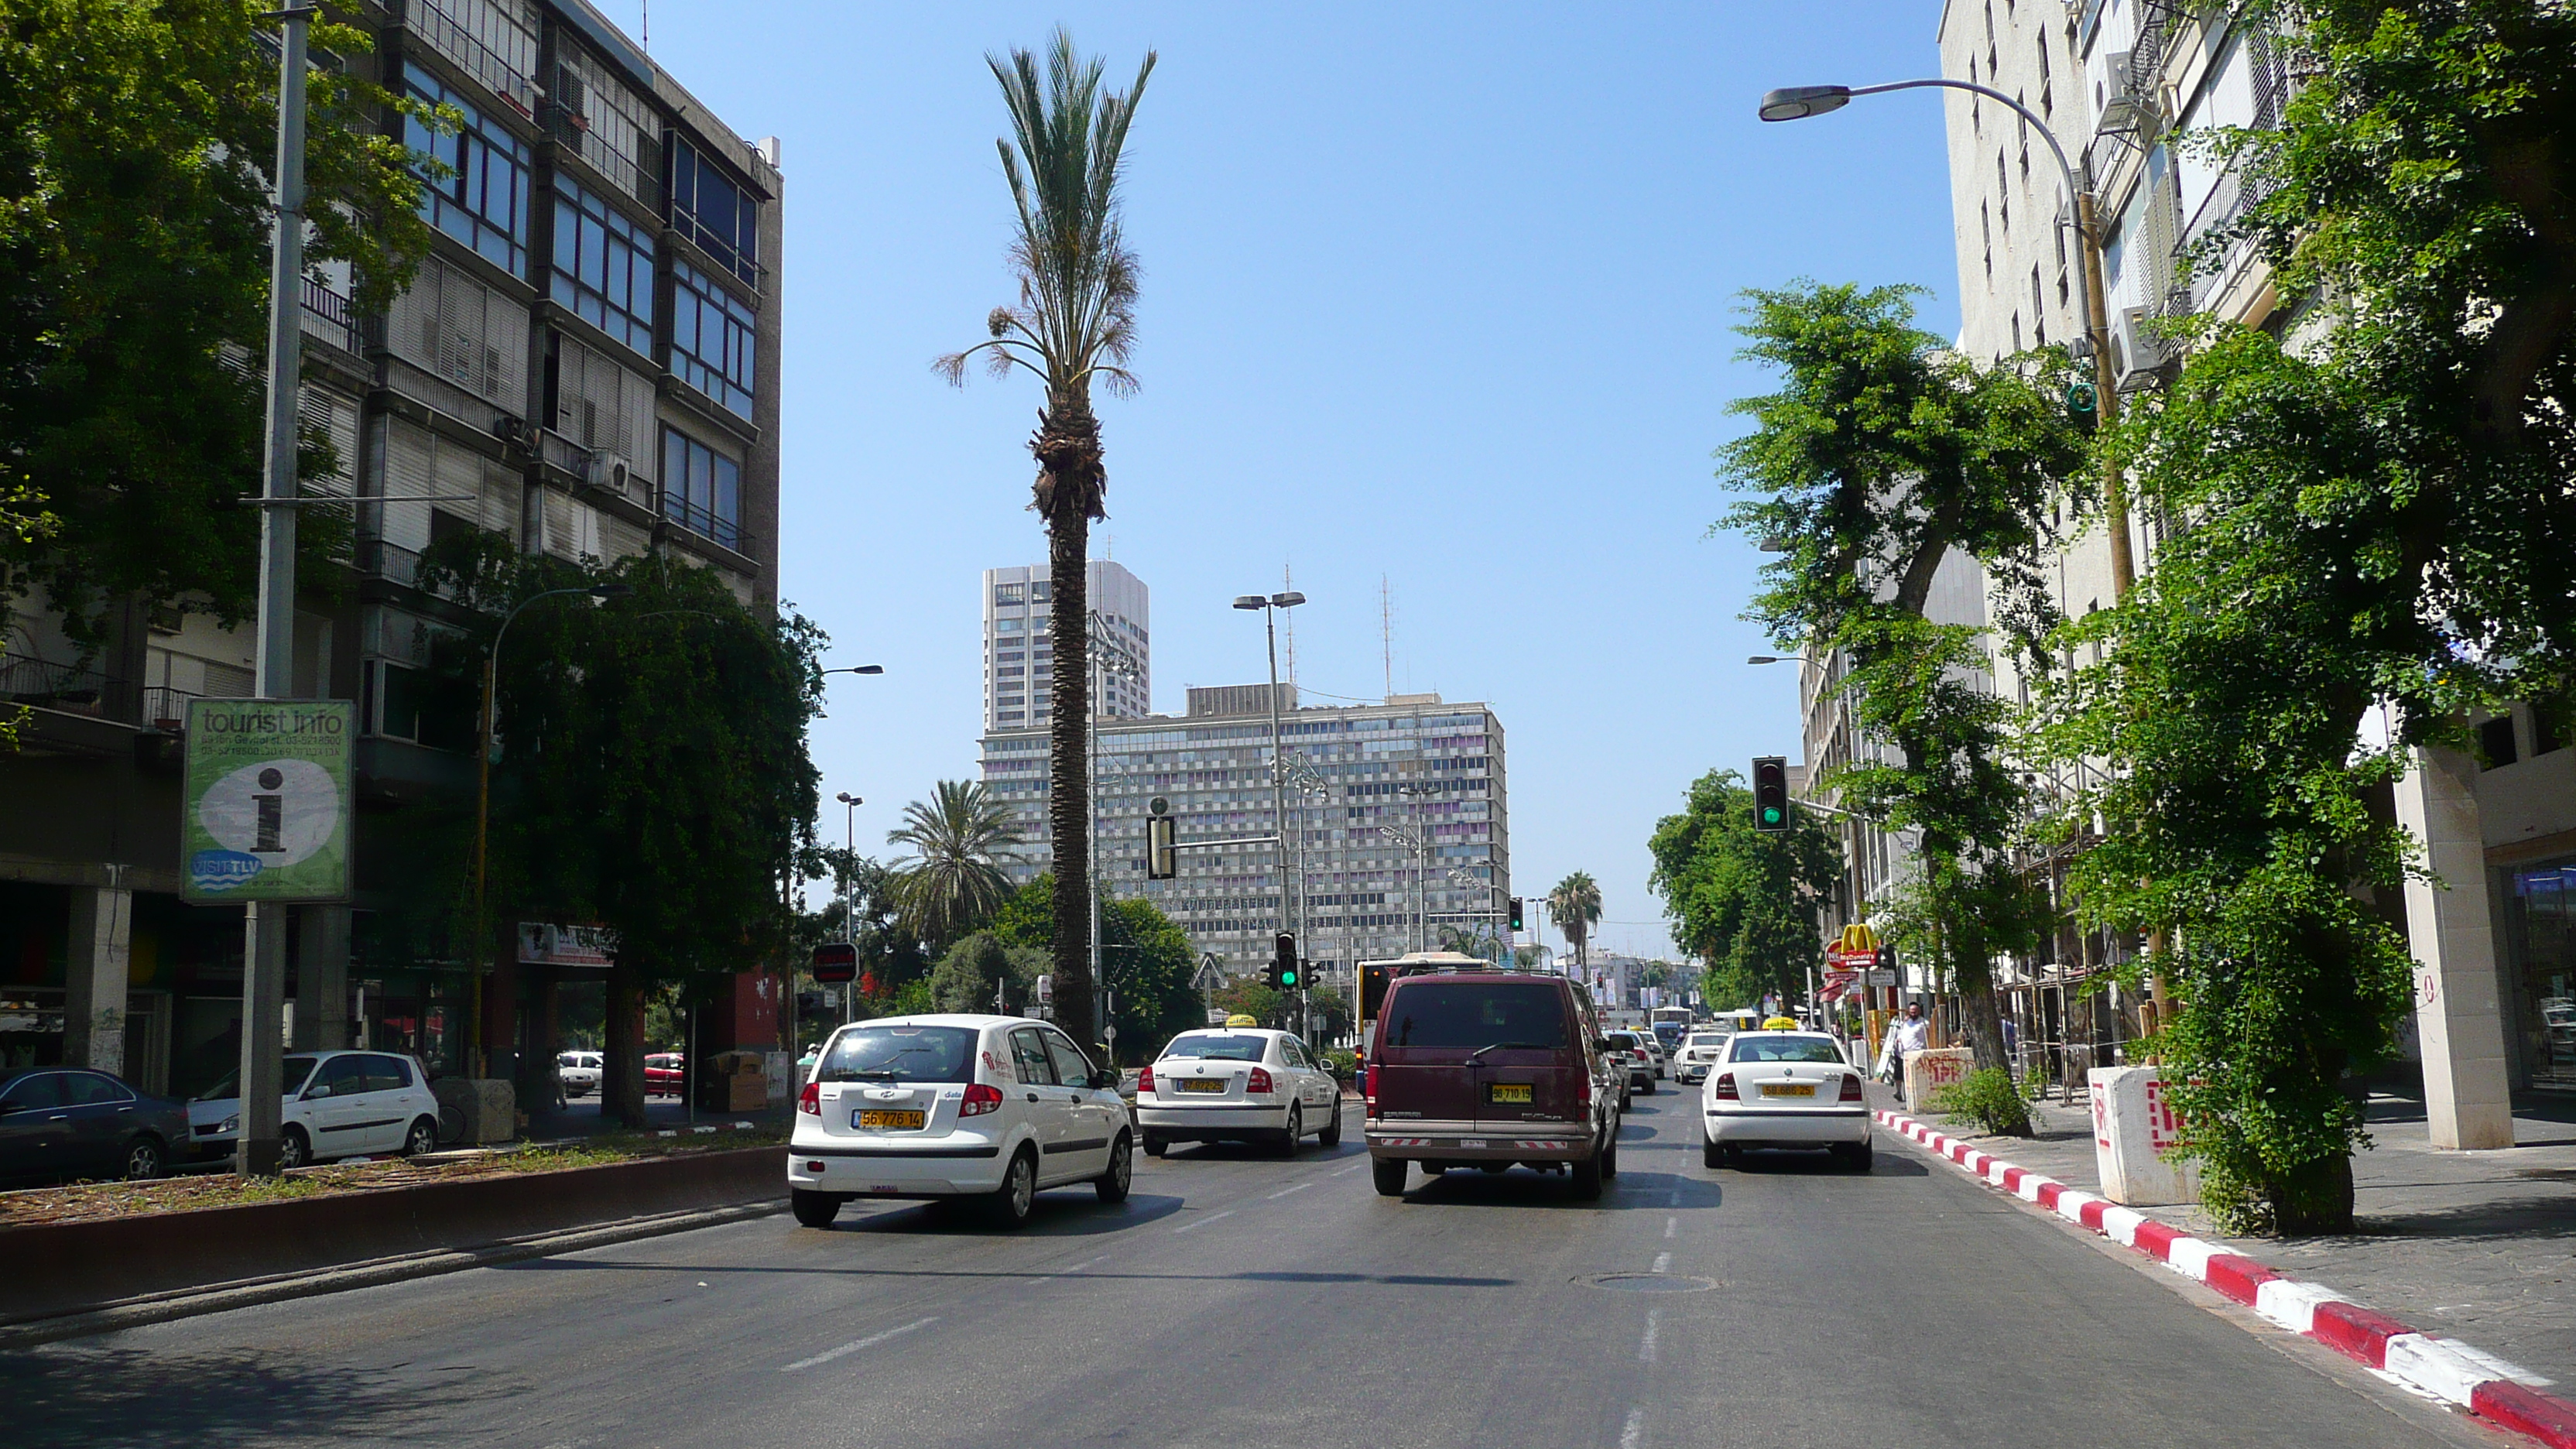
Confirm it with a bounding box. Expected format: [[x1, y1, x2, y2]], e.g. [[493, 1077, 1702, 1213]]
[[1135, 1028, 1343, 1156], [787, 1014, 1132, 1229], [1671, 1030, 1734, 1084], [1701, 1030, 1872, 1171]]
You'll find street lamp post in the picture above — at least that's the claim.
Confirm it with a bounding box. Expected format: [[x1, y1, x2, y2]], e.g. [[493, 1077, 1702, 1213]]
[[1758, 79, 2135, 599], [471, 582, 630, 1086], [834, 790, 862, 1025], [1234, 591, 1307, 1014]]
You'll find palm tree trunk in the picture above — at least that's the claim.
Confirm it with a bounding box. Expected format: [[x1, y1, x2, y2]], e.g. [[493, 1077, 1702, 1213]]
[[1036, 398, 1104, 1050]]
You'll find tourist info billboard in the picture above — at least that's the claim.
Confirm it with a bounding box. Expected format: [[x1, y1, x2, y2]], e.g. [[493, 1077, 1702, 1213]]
[[180, 698, 355, 903]]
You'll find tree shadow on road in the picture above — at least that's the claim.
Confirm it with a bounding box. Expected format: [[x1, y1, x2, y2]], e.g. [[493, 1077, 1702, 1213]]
[[0, 1342, 481, 1447]]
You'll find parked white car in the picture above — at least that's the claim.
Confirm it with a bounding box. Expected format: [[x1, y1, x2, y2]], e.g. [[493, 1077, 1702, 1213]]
[[1671, 1030, 1734, 1085], [1701, 1031, 1872, 1171], [1134, 1028, 1342, 1156], [188, 1050, 443, 1168], [557, 1050, 603, 1098], [787, 1015, 1129, 1229]]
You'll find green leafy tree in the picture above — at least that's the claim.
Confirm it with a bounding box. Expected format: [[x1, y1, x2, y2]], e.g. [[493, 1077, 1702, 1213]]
[[937, 30, 1155, 1048], [0, 0, 430, 647], [885, 779, 1026, 951], [990, 874, 1203, 1063], [1547, 872, 1602, 968], [1721, 281, 2083, 1099], [927, 931, 1047, 1014], [1647, 769, 1844, 1012], [2040, 2, 2576, 1233], [418, 536, 824, 1126]]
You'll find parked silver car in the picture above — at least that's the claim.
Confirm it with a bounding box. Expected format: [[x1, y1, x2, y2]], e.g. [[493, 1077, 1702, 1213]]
[[188, 1050, 443, 1168]]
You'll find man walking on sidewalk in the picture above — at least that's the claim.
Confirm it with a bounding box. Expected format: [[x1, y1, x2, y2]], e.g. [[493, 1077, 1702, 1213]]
[[1882, 1001, 1930, 1102]]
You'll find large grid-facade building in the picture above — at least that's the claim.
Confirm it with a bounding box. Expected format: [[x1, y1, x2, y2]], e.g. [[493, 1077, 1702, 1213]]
[[981, 562, 1150, 733], [978, 690, 1510, 981]]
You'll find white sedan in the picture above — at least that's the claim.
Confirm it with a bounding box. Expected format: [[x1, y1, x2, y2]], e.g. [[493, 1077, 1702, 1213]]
[[1670, 1030, 1733, 1084], [1701, 1031, 1872, 1171], [1136, 1029, 1342, 1156]]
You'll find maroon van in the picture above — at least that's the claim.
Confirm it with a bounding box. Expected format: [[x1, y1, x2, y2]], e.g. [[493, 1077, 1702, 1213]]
[[1363, 971, 1620, 1200]]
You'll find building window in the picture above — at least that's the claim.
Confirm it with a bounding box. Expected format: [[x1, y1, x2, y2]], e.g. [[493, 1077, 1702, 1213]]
[[671, 258, 756, 418], [552, 176, 655, 355], [669, 135, 760, 285], [660, 426, 741, 550], [406, 74, 531, 274]]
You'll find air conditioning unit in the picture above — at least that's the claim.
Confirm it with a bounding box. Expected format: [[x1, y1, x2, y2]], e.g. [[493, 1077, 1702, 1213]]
[[2095, 50, 2157, 137], [585, 450, 636, 499], [2110, 305, 2171, 390]]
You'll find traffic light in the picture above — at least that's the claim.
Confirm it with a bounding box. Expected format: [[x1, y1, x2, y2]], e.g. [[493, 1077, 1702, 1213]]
[[1272, 933, 1300, 989], [1509, 896, 1525, 932], [2065, 377, 2098, 432], [1752, 755, 1790, 833], [1359, 961, 1392, 1020], [1146, 814, 1176, 879]]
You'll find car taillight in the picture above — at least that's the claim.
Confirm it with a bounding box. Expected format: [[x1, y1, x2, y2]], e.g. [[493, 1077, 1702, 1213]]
[[1714, 1072, 1738, 1100], [1136, 1064, 1156, 1093], [797, 1081, 820, 1116], [1246, 1067, 1274, 1095], [961, 1083, 1004, 1117], [1364, 1064, 1377, 1101], [1839, 1073, 1865, 1101]]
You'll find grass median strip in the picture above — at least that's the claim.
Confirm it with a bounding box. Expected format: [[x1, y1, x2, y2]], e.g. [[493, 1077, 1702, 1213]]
[[0, 1125, 789, 1229]]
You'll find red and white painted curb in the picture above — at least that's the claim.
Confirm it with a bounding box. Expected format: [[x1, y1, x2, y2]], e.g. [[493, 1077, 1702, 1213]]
[[1875, 1108, 2576, 1448]]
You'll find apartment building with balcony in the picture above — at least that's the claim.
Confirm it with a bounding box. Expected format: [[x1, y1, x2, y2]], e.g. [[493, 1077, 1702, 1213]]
[[1930, 0, 2567, 1133], [978, 689, 1510, 982], [1, 0, 784, 1098]]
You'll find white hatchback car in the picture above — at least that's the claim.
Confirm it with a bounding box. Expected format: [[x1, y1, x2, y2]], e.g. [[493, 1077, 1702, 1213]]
[[557, 1050, 603, 1097], [787, 1014, 1130, 1229], [1134, 1028, 1342, 1156], [1671, 1030, 1734, 1085], [187, 1050, 443, 1167], [1701, 1030, 1872, 1171]]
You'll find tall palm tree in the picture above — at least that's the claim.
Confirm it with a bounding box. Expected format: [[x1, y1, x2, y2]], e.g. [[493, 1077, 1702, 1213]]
[[1549, 871, 1602, 970], [886, 780, 1026, 947], [938, 29, 1154, 1045]]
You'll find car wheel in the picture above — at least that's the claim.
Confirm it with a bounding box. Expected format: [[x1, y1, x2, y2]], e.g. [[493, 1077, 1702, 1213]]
[[122, 1134, 166, 1181], [1619, 1088, 1632, 1111], [985, 1146, 1038, 1228], [790, 1188, 844, 1228], [1571, 1148, 1604, 1201], [402, 1116, 439, 1158], [1317, 1101, 1343, 1148], [1703, 1131, 1723, 1170], [1639, 1077, 1655, 1096], [1836, 1138, 1873, 1173], [1276, 1103, 1302, 1156], [1142, 1134, 1168, 1157], [1370, 1156, 1408, 1197], [1601, 1132, 1619, 1179], [1095, 1132, 1133, 1204], [278, 1125, 312, 1170]]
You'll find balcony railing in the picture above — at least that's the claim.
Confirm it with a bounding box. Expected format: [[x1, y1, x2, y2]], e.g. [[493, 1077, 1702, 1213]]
[[397, 0, 536, 116], [301, 277, 361, 354], [1, 650, 128, 719], [358, 537, 425, 587], [142, 685, 200, 730]]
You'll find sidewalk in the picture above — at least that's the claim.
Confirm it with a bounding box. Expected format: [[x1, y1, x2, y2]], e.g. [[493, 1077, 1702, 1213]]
[[1884, 1081, 2576, 1387]]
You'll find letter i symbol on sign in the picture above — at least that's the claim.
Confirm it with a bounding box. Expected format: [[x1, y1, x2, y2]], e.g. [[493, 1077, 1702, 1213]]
[[253, 767, 285, 853]]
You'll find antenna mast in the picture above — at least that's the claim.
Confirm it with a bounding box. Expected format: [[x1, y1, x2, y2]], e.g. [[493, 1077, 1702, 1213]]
[[1380, 575, 1393, 701], [1281, 561, 1297, 690]]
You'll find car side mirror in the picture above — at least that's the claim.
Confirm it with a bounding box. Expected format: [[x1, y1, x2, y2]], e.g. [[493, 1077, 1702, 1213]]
[[1092, 1069, 1119, 1091]]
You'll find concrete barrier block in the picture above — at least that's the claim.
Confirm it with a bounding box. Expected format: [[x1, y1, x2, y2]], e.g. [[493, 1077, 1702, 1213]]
[[433, 1077, 515, 1145], [2087, 1065, 2200, 1206], [1903, 1047, 1974, 1109]]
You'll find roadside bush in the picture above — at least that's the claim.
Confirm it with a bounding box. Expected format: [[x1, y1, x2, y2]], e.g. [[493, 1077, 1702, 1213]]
[[1926, 1067, 2032, 1136]]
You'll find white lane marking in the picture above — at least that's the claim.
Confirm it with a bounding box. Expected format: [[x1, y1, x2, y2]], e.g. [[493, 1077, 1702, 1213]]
[[1651, 1251, 1671, 1274], [1330, 1161, 1368, 1176], [1667, 1187, 1682, 1207], [1663, 1216, 1677, 1239], [1620, 1407, 1646, 1448], [1639, 1309, 1661, 1363], [1172, 1209, 1236, 1235], [781, 1316, 938, 1372], [1026, 1255, 1101, 1286], [1267, 1181, 1315, 1199]]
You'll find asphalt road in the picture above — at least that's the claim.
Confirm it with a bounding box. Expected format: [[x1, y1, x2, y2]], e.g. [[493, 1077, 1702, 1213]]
[[0, 1091, 2512, 1449]]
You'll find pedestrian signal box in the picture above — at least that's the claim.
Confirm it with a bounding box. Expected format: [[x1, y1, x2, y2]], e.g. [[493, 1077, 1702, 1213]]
[[1146, 814, 1177, 879], [811, 941, 858, 985], [1752, 755, 1790, 833]]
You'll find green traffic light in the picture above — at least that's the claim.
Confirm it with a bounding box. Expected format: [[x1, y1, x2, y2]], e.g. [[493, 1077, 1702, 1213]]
[[1762, 807, 1782, 823]]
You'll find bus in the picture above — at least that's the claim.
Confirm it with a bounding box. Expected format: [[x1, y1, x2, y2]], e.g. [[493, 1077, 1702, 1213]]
[[1649, 1005, 1695, 1050]]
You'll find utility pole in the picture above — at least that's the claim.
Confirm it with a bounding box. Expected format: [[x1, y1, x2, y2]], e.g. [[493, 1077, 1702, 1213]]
[[235, 5, 312, 1179]]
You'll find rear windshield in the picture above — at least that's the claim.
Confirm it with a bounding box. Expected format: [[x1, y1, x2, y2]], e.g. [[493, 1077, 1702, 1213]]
[[820, 1024, 978, 1084], [1688, 1033, 1730, 1048], [197, 1056, 318, 1102], [1729, 1036, 1845, 1064], [1382, 981, 1569, 1051], [1162, 1034, 1267, 1062]]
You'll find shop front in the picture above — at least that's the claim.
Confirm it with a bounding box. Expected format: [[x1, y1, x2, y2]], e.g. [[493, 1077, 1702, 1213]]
[[2496, 858, 2576, 1092]]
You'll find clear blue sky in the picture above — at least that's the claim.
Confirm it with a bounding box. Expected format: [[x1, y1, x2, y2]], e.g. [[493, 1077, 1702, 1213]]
[[600, 2, 1963, 961]]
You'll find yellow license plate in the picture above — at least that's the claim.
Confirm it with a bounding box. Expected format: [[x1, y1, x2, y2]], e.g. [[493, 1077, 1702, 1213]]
[[1762, 1083, 1817, 1098], [1180, 1078, 1225, 1093], [1488, 1083, 1533, 1104], [855, 1109, 926, 1129]]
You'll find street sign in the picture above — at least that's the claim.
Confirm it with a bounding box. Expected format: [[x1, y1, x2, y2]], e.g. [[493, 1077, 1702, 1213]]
[[180, 698, 354, 902], [1207, 1008, 1228, 1025], [811, 942, 859, 984]]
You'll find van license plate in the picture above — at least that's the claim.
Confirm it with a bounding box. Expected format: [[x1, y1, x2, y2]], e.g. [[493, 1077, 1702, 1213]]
[[1180, 1079, 1225, 1093], [855, 1110, 926, 1129], [1488, 1083, 1533, 1104], [1762, 1083, 1817, 1098]]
